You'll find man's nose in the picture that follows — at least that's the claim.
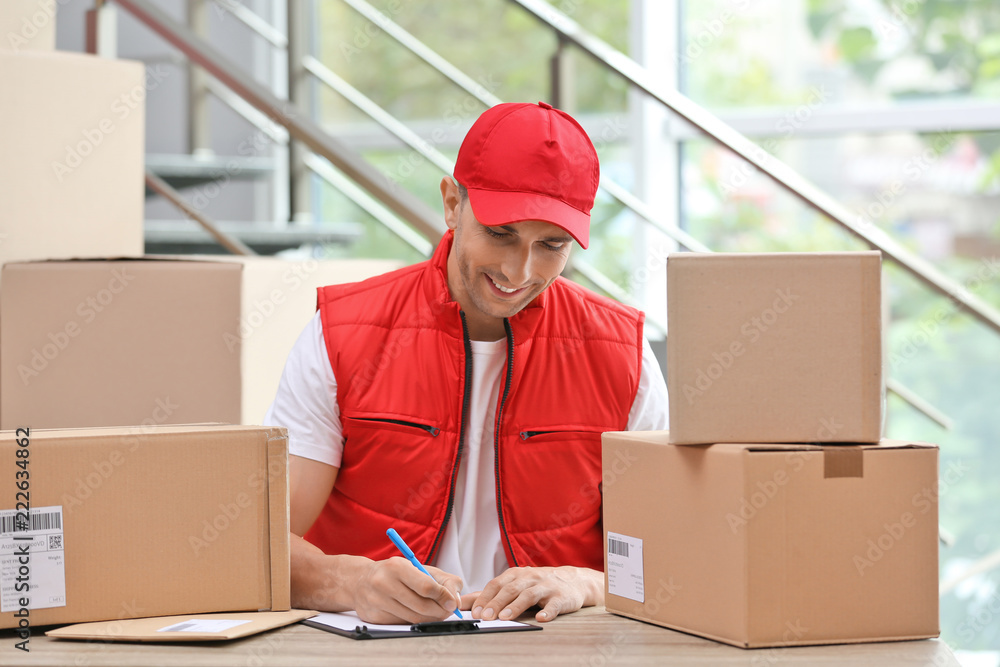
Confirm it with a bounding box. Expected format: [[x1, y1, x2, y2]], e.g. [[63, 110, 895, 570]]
[[500, 245, 533, 287]]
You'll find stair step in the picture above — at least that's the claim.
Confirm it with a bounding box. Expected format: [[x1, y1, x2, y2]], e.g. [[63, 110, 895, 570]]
[[144, 219, 363, 255], [145, 153, 275, 196]]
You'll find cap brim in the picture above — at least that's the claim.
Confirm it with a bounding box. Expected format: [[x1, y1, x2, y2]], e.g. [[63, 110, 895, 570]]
[[466, 188, 590, 249]]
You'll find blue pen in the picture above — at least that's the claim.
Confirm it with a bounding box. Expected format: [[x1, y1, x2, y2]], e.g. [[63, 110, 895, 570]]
[[387, 528, 464, 619]]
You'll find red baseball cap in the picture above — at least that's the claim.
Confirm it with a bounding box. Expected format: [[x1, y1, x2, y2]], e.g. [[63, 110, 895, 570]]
[[454, 102, 600, 249]]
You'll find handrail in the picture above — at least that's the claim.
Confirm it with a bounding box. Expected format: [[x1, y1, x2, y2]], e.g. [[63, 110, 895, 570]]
[[205, 78, 289, 144], [572, 259, 668, 334], [108, 0, 949, 428], [339, 0, 498, 105], [510, 0, 1000, 338], [940, 547, 1000, 595], [210, 0, 287, 48], [302, 55, 453, 175], [304, 153, 435, 257], [337, 0, 708, 254], [145, 171, 257, 256], [327, 0, 947, 424], [885, 378, 952, 430], [112, 0, 446, 242]]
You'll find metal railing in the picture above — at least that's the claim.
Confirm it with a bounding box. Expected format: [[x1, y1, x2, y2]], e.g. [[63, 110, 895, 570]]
[[103, 0, 446, 244], [96, 0, 959, 428], [323, 0, 957, 428], [144, 171, 256, 256], [510, 0, 1000, 337]]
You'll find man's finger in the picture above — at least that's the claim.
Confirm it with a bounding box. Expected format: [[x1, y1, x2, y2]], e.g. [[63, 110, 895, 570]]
[[395, 583, 460, 621], [459, 591, 480, 610], [426, 566, 465, 603], [535, 596, 563, 622], [473, 568, 514, 609], [496, 585, 548, 620], [397, 573, 460, 616], [476, 574, 534, 620]]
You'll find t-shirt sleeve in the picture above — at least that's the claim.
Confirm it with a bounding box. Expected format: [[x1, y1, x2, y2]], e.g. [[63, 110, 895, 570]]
[[626, 336, 669, 431], [263, 311, 345, 467]]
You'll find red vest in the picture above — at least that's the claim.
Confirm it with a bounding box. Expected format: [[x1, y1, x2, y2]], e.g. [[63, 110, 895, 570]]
[[304, 232, 644, 571]]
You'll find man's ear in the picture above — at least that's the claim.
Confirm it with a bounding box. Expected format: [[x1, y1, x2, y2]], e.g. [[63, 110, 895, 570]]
[[441, 176, 461, 231]]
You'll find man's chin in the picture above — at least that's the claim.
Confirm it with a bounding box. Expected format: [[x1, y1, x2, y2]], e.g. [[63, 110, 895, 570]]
[[475, 293, 533, 321]]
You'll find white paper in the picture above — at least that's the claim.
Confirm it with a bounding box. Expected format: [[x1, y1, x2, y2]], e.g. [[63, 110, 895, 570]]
[[308, 611, 530, 633], [606, 531, 644, 603], [0, 506, 66, 612], [157, 619, 252, 633]]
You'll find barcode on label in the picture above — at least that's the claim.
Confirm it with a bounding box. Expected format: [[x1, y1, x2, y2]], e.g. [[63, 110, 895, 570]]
[[0, 511, 62, 534], [164, 622, 198, 632], [608, 537, 630, 557]]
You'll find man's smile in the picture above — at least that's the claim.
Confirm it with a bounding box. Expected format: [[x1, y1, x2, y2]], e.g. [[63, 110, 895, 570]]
[[485, 273, 528, 297]]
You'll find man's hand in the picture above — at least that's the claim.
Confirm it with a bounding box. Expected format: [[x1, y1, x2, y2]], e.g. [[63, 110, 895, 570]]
[[290, 534, 463, 625], [463, 566, 604, 623], [353, 557, 464, 625], [288, 459, 463, 625]]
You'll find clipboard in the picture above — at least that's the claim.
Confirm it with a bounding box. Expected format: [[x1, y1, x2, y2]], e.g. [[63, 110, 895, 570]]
[[302, 611, 542, 640]]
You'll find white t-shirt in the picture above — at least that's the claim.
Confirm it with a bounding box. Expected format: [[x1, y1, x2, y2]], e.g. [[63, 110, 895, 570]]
[[265, 312, 669, 593]]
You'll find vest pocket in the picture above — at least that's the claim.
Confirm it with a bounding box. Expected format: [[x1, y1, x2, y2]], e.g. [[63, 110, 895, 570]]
[[344, 416, 440, 437], [517, 427, 606, 442]]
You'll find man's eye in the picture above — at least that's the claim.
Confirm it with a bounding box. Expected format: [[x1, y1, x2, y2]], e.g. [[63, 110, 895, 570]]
[[485, 227, 508, 240], [542, 242, 566, 252]]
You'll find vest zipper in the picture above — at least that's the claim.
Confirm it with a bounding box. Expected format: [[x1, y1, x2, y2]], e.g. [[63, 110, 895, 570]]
[[520, 428, 604, 440], [355, 418, 439, 436], [427, 311, 473, 563], [495, 318, 518, 566], [519, 431, 555, 440]]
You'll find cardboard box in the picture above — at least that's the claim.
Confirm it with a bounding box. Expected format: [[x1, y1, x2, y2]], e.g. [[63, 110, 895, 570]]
[[0, 423, 290, 629], [0, 51, 145, 274], [0, 1, 56, 52], [602, 431, 939, 648], [666, 251, 883, 444], [0, 256, 398, 429]]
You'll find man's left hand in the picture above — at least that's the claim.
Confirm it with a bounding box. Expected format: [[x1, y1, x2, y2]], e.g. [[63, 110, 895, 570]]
[[461, 566, 604, 623]]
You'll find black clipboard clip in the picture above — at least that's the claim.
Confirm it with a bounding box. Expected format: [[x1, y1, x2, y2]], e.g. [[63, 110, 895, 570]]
[[348, 619, 479, 639], [410, 619, 481, 634]]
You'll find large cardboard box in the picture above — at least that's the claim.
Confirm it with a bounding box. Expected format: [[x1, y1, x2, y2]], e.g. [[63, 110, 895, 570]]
[[0, 256, 398, 429], [0, 51, 145, 271], [602, 431, 939, 648], [0, 0, 56, 52], [0, 423, 290, 629], [666, 251, 883, 444]]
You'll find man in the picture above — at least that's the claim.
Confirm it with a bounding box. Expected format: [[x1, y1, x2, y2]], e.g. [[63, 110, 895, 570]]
[[265, 102, 667, 626]]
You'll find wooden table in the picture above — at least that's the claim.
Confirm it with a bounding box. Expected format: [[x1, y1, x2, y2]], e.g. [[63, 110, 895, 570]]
[[1, 608, 961, 666]]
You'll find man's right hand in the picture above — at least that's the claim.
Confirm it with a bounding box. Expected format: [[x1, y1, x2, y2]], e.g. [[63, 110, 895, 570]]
[[286, 456, 462, 624], [290, 534, 463, 624], [352, 556, 463, 624]]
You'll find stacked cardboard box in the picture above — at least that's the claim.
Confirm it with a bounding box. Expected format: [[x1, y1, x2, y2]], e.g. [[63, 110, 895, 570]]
[[1, 1, 57, 53], [0, 52, 145, 272], [666, 252, 883, 444], [603, 252, 940, 648], [0, 423, 290, 629], [0, 256, 399, 429]]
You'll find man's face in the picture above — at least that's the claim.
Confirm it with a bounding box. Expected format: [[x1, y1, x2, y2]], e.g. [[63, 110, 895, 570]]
[[441, 178, 574, 330]]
